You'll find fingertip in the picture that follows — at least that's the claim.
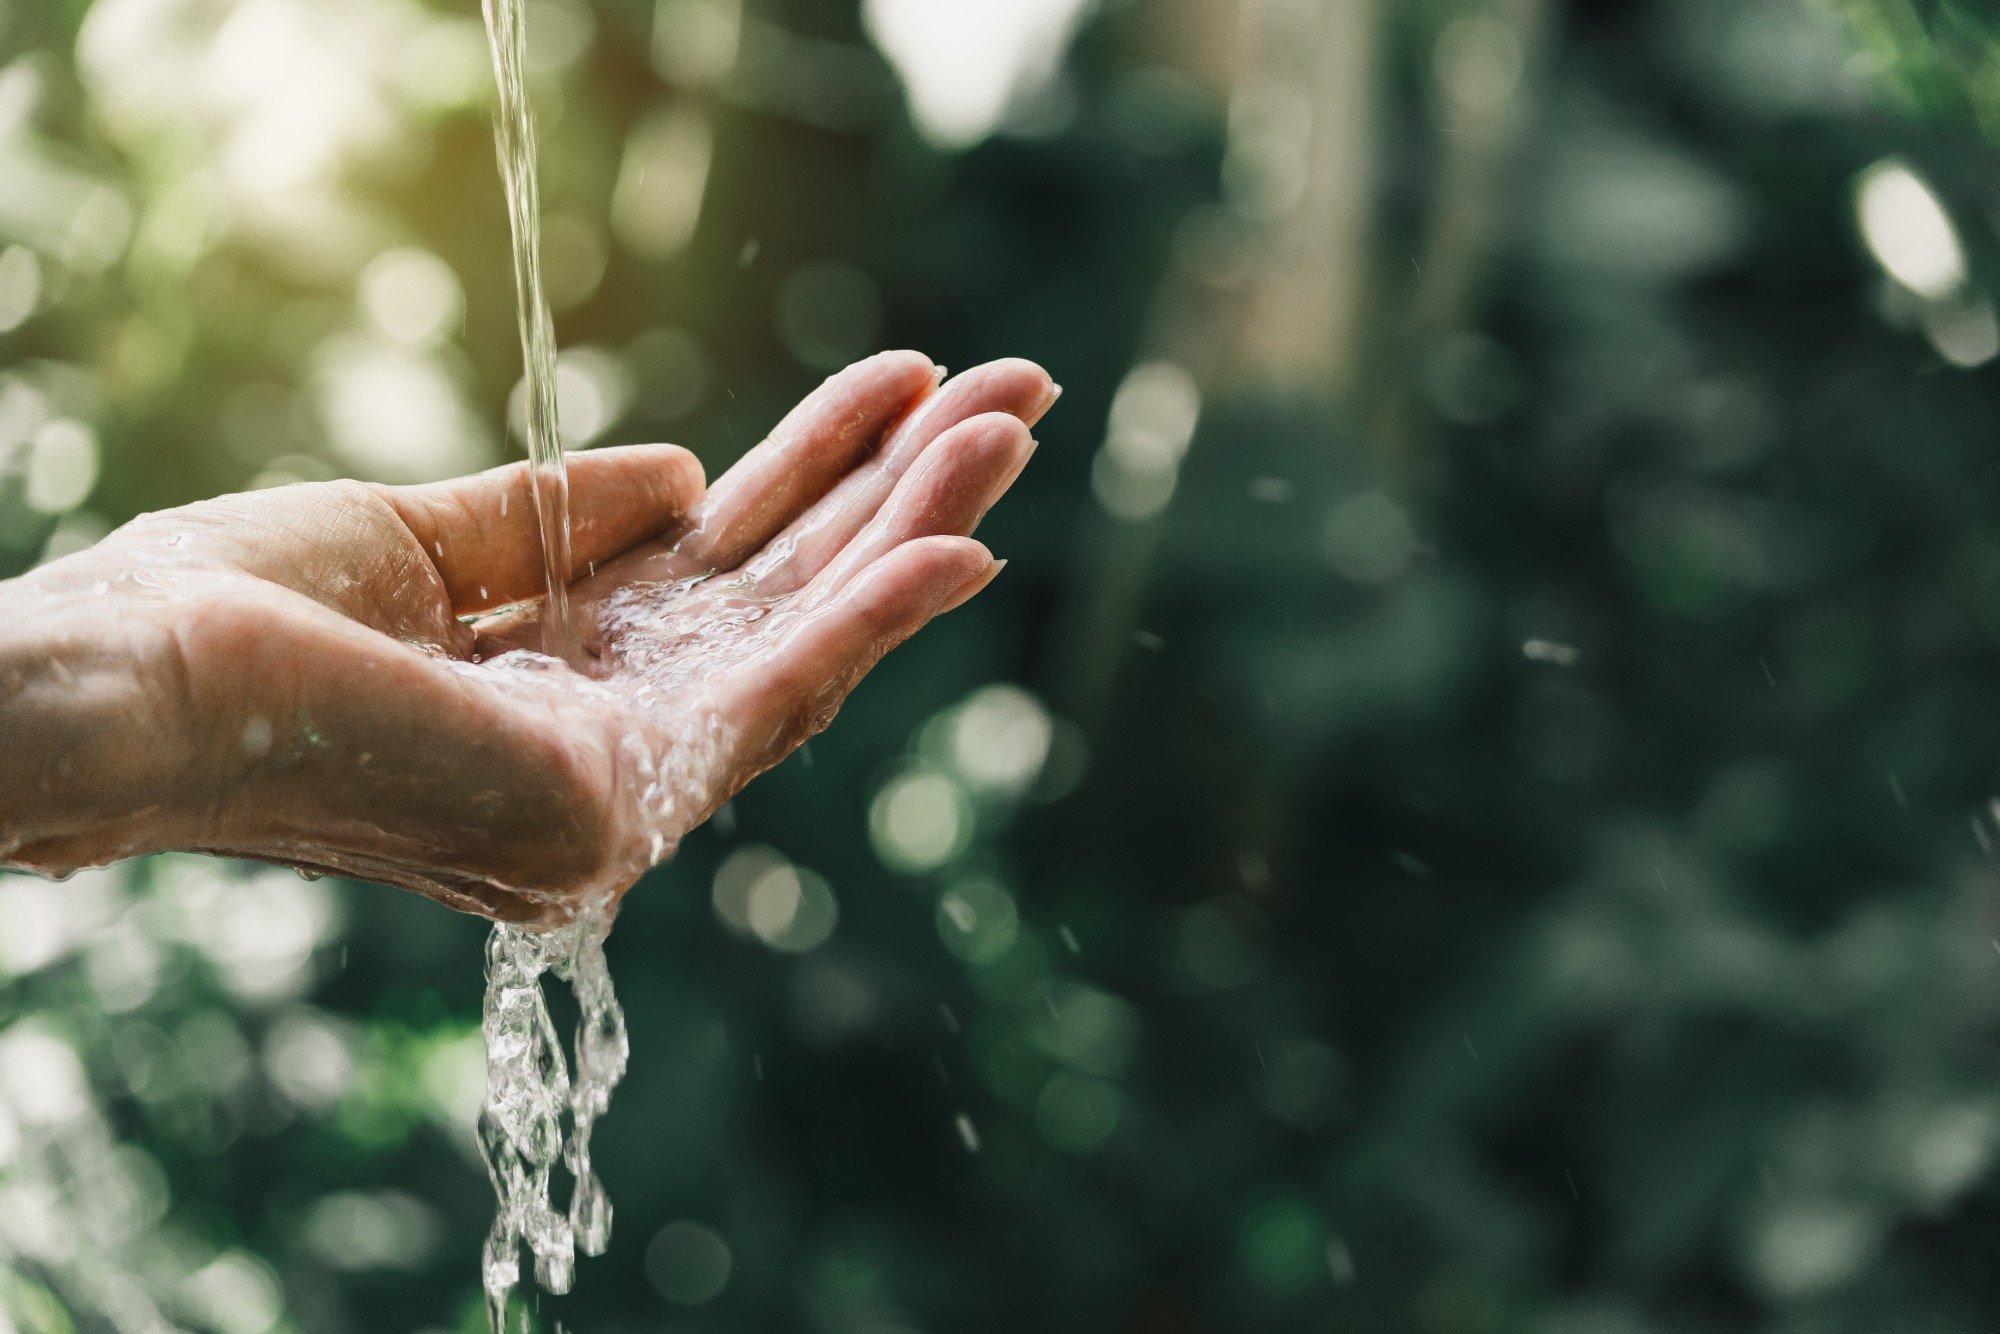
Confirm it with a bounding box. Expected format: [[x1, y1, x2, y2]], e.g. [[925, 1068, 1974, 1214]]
[[933, 411, 1035, 464], [938, 555, 1005, 615], [944, 358, 1059, 426], [950, 413, 1038, 500], [572, 441, 707, 511], [914, 532, 994, 569], [795, 351, 946, 446], [656, 442, 709, 504], [986, 356, 1053, 383], [798, 352, 940, 427], [592, 439, 706, 484], [922, 537, 996, 612], [852, 349, 941, 391], [849, 534, 991, 610]]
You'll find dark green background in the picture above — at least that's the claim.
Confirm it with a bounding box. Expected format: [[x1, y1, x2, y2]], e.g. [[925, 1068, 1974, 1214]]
[[7, 0, 2000, 1330]]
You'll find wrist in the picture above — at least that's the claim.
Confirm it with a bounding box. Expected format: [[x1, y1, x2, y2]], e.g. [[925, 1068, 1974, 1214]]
[[0, 567, 199, 872]]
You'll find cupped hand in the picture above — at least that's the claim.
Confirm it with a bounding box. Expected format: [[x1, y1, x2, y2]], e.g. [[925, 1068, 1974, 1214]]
[[0, 353, 1057, 922]]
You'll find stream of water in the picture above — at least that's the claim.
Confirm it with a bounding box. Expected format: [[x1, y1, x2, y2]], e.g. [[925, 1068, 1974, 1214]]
[[477, 905, 629, 1333], [483, 0, 579, 667], [476, 2, 629, 1328]]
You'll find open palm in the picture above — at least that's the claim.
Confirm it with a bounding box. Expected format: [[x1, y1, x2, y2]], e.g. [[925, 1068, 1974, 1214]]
[[469, 351, 1055, 909], [1, 353, 1055, 923]]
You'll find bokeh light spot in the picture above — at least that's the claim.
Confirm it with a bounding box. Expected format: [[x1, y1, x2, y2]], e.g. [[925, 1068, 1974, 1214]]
[[870, 770, 970, 872], [776, 261, 883, 371], [750, 865, 839, 953], [935, 877, 1019, 965], [23, 420, 99, 514], [627, 326, 709, 421], [1034, 1070, 1120, 1153], [1322, 490, 1417, 585], [612, 105, 712, 260], [1856, 160, 1965, 300], [949, 685, 1053, 795], [646, 1221, 732, 1305], [359, 248, 462, 349], [1177, 897, 1270, 990], [0, 245, 42, 333]]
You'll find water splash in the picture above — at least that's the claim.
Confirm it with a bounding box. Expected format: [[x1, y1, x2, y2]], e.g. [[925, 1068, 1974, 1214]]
[[477, 899, 629, 1332], [465, 583, 782, 1334], [482, 0, 579, 666]]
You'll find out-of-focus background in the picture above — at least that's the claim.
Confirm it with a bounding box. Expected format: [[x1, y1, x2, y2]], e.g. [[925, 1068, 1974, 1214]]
[[6, 0, 2000, 1330]]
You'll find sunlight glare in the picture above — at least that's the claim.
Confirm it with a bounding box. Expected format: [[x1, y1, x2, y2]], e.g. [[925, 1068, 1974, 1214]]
[[315, 337, 490, 483], [206, 0, 390, 196], [862, 0, 1094, 149]]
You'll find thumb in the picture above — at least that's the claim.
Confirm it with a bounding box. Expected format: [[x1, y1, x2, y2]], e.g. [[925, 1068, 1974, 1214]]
[[379, 443, 706, 613]]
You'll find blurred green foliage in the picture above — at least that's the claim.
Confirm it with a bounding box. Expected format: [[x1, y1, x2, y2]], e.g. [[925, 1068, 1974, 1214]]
[[7, 0, 2000, 1332], [1819, 0, 2000, 138]]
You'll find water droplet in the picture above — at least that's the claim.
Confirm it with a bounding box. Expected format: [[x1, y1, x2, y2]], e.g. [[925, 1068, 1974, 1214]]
[[572, 1172, 612, 1256]]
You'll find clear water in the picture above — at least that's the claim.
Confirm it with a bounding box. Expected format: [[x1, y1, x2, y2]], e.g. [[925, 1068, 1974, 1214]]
[[476, 3, 625, 1328], [476, 901, 629, 1333], [483, 0, 579, 667]]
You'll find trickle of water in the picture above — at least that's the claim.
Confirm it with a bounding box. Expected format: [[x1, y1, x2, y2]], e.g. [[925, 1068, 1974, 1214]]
[[482, 0, 579, 666], [477, 899, 629, 1332]]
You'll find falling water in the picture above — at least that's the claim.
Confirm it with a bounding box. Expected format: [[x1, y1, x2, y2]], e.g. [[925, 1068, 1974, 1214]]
[[476, 901, 629, 1333], [476, 1, 628, 1327], [483, 0, 579, 666]]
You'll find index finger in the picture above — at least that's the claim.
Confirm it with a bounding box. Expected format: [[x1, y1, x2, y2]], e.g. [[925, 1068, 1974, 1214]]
[[671, 351, 943, 573]]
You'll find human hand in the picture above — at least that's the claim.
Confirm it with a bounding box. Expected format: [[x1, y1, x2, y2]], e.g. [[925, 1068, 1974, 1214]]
[[0, 353, 1057, 923]]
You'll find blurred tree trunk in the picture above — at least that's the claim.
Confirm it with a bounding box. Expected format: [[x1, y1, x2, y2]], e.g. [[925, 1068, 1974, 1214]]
[[1409, 0, 1549, 339], [1379, 0, 1553, 477], [1048, 0, 1386, 721], [1049, 0, 1551, 718], [1226, 0, 1380, 394]]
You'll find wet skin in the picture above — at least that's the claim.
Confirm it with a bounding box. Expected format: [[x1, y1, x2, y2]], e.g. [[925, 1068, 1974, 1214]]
[[0, 353, 1058, 923]]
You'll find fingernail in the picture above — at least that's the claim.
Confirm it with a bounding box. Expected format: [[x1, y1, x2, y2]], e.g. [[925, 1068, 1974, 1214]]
[[940, 558, 1004, 614], [957, 558, 1004, 594]]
